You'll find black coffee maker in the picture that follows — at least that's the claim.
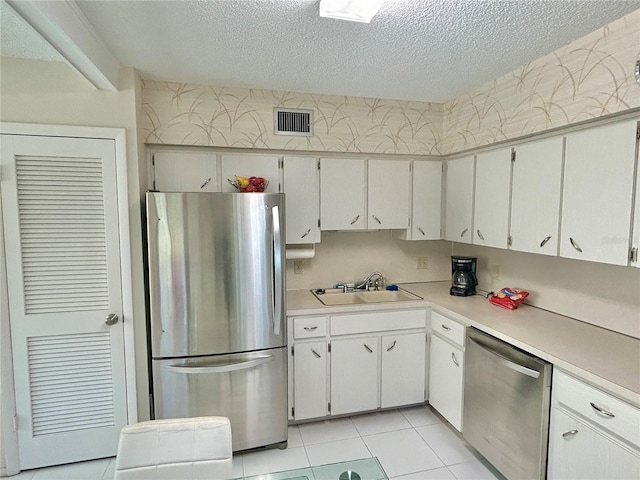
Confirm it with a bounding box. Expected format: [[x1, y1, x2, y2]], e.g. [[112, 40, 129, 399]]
[[450, 256, 478, 296]]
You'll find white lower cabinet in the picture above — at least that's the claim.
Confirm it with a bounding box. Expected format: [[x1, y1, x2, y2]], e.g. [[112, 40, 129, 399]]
[[380, 332, 426, 408], [547, 370, 640, 479], [288, 309, 427, 422], [330, 337, 379, 415], [428, 311, 466, 432], [428, 334, 464, 431], [293, 341, 328, 421]]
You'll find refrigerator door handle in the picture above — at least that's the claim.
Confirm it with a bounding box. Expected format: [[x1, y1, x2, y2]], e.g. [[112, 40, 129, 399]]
[[165, 355, 274, 374], [272, 205, 282, 336]]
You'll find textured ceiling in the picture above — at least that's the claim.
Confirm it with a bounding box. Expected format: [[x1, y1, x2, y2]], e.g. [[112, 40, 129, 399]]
[[0, 1, 65, 62], [5, 1, 640, 102]]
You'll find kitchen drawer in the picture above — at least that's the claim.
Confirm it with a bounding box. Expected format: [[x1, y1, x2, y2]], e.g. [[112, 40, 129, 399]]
[[431, 311, 466, 347], [554, 370, 640, 448], [293, 316, 327, 339], [330, 310, 426, 336]]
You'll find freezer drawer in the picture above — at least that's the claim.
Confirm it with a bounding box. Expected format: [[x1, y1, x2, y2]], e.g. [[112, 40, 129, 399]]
[[152, 347, 287, 452]]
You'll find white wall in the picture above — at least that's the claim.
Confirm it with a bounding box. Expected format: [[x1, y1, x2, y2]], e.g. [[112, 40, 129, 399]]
[[453, 244, 640, 339], [286, 233, 451, 289], [0, 58, 150, 423]]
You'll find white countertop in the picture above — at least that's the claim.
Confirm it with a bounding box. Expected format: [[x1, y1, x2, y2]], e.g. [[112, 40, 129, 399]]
[[287, 281, 640, 407]]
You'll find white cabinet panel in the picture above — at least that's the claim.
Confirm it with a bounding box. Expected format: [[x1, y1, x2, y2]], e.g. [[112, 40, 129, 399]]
[[510, 137, 564, 256], [220, 154, 280, 193], [380, 333, 426, 408], [293, 342, 328, 421], [320, 158, 366, 230], [368, 159, 411, 229], [283, 157, 320, 244], [397, 161, 442, 240], [152, 151, 219, 192], [445, 156, 475, 243], [548, 408, 640, 480], [474, 147, 512, 249], [330, 337, 379, 415], [429, 334, 464, 431], [631, 134, 640, 268], [560, 120, 638, 265]]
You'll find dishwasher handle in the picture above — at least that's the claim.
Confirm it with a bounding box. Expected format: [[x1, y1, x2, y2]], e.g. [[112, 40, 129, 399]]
[[468, 337, 541, 379]]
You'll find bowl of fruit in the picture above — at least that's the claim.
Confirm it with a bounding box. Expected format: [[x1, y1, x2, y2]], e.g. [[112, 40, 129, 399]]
[[229, 175, 269, 192]]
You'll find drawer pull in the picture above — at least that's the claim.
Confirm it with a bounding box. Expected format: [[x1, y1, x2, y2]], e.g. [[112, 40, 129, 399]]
[[569, 237, 583, 253], [364, 344, 373, 353], [303, 326, 318, 331], [540, 235, 552, 248], [562, 429, 579, 439], [386, 340, 397, 352], [451, 352, 459, 367], [590, 402, 615, 418], [311, 348, 321, 359], [441, 324, 451, 331]]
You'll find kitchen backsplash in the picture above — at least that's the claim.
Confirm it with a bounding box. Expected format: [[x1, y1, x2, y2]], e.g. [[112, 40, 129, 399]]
[[453, 244, 640, 340], [285, 232, 452, 290], [142, 9, 639, 156]]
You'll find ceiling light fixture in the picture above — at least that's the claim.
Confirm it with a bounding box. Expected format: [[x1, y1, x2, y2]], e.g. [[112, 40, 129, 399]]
[[319, 0, 386, 23]]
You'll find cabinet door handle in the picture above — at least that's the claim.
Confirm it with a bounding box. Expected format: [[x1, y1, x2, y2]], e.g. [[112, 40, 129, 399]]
[[476, 229, 485, 241], [562, 429, 579, 439], [540, 235, 552, 247], [590, 402, 615, 418], [363, 344, 373, 353], [200, 177, 212, 189], [372, 215, 382, 225], [311, 348, 321, 358], [417, 227, 425, 236], [460, 228, 468, 238], [350, 215, 360, 225], [303, 326, 318, 331], [569, 237, 583, 253], [301, 228, 311, 239], [451, 352, 459, 367], [441, 324, 451, 331], [386, 340, 397, 351]]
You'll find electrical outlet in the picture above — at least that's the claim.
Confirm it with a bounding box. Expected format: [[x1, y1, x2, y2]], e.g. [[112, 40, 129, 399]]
[[293, 260, 304, 274], [416, 257, 428, 269], [490, 264, 501, 281]]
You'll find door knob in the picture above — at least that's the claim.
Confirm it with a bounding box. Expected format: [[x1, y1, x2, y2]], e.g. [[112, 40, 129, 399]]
[[105, 313, 119, 326]]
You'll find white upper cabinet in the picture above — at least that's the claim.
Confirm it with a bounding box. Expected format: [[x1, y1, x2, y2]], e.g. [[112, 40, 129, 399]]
[[396, 161, 442, 240], [283, 157, 320, 244], [444, 156, 475, 243], [560, 120, 638, 265], [220, 154, 280, 192], [152, 150, 220, 192], [510, 137, 564, 256], [320, 158, 366, 230], [473, 147, 512, 249], [367, 159, 411, 229]]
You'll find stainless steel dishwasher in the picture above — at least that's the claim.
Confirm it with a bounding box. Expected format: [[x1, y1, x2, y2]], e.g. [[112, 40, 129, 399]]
[[463, 328, 552, 480]]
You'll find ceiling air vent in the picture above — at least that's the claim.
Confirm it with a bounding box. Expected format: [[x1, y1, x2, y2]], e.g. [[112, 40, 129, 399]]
[[274, 108, 313, 136]]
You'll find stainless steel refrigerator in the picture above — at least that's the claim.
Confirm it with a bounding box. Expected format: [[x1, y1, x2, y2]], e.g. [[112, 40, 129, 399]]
[[146, 192, 287, 452]]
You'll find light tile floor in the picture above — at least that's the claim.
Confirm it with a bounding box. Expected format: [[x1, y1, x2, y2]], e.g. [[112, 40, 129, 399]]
[[6, 405, 503, 480]]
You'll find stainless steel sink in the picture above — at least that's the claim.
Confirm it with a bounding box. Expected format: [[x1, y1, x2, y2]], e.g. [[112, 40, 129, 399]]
[[311, 287, 423, 306]]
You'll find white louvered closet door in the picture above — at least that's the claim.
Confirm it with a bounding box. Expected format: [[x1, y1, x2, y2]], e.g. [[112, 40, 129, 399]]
[[1, 134, 128, 469]]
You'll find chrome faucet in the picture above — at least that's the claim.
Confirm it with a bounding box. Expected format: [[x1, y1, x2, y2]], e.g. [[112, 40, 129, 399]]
[[355, 271, 384, 291]]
